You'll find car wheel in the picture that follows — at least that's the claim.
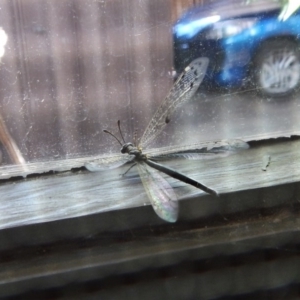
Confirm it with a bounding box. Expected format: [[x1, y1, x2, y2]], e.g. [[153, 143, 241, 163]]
[[253, 40, 300, 97]]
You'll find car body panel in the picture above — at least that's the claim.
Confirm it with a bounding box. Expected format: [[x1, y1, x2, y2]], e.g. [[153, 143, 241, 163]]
[[173, 0, 300, 89]]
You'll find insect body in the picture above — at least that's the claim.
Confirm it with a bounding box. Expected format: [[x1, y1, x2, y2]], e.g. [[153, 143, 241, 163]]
[[86, 58, 248, 222]]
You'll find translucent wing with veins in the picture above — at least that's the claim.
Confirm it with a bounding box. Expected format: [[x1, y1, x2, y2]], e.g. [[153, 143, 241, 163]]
[[85, 139, 249, 171], [144, 139, 249, 161], [85, 154, 133, 172], [139, 57, 209, 148], [137, 162, 178, 222]]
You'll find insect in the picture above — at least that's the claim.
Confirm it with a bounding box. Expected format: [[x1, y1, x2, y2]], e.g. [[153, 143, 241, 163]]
[[86, 58, 248, 222]]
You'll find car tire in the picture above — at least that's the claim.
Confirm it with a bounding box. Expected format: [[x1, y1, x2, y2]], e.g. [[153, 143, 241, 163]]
[[253, 40, 300, 97]]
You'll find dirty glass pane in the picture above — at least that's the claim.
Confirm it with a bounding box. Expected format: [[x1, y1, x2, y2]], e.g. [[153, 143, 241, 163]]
[[1, 1, 300, 297], [0, 0, 173, 165], [0, 0, 298, 166]]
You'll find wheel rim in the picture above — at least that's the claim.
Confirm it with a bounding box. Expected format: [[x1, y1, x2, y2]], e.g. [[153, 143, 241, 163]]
[[258, 47, 300, 95]]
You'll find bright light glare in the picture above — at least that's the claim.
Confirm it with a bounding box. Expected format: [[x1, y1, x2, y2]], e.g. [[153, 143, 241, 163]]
[[174, 15, 221, 38], [0, 28, 8, 58]]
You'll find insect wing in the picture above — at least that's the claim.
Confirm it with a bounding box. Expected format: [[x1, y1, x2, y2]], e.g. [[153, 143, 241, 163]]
[[145, 139, 249, 161], [85, 154, 133, 172], [137, 162, 178, 222], [205, 139, 249, 152], [139, 57, 209, 148]]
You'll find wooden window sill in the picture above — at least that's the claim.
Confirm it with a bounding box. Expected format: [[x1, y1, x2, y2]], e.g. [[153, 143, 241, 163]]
[[0, 137, 299, 298]]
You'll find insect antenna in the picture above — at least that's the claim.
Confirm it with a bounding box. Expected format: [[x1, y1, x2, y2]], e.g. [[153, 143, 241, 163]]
[[117, 120, 126, 144], [103, 129, 123, 146]]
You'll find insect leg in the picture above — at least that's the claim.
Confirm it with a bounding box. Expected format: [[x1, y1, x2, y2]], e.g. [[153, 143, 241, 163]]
[[122, 163, 137, 176]]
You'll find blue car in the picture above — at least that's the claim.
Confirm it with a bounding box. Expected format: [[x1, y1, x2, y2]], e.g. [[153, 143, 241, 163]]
[[173, 0, 300, 97]]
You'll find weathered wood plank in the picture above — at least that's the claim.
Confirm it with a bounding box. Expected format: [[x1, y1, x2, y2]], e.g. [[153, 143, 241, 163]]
[[0, 138, 299, 230]]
